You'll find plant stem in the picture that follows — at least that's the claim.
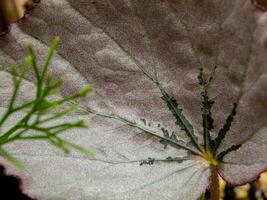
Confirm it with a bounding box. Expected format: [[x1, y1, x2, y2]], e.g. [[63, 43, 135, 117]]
[[210, 164, 220, 200]]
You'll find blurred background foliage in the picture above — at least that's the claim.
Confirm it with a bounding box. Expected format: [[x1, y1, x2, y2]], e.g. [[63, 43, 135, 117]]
[[0, 0, 38, 33], [215, 174, 267, 200], [255, 0, 267, 9]]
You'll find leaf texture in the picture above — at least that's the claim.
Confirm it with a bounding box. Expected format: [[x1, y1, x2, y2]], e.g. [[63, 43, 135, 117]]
[[0, 0, 267, 199]]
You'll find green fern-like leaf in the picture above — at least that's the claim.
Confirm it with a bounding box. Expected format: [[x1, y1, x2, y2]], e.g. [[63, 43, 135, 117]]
[[0, 37, 94, 169]]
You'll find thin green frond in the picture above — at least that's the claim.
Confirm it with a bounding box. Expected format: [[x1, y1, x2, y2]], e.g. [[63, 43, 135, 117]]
[[55, 137, 95, 157], [0, 37, 94, 169], [0, 147, 25, 170], [28, 45, 40, 82], [41, 36, 60, 81]]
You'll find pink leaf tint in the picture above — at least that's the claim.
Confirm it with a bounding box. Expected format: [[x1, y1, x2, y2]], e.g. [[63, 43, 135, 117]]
[[0, 0, 267, 199]]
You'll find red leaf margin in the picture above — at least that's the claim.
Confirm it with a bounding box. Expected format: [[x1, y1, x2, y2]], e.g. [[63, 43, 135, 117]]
[[251, 0, 267, 12]]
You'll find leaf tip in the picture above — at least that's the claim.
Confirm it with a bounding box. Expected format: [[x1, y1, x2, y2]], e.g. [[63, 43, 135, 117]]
[[79, 86, 92, 97]]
